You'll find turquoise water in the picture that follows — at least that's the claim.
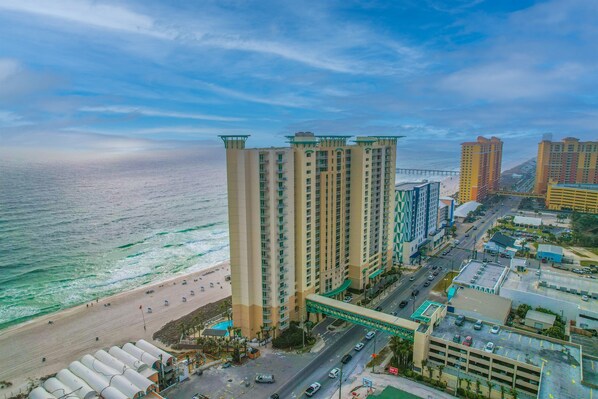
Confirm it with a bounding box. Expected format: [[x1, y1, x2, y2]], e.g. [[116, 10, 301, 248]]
[[211, 320, 233, 335], [0, 149, 230, 330]]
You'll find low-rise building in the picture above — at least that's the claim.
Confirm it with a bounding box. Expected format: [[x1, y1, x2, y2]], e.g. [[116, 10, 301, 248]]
[[438, 197, 455, 227], [453, 200, 482, 222], [524, 310, 556, 330], [452, 260, 509, 295], [536, 244, 563, 263], [484, 232, 519, 257], [448, 287, 512, 325], [546, 183, 598, 214], [513, 216, 542, 227]]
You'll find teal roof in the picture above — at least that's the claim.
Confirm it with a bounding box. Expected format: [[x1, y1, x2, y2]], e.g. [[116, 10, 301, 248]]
[[368, 269, 383, 279], [410, 300, 444, 323], [321, 279, 352, 297]]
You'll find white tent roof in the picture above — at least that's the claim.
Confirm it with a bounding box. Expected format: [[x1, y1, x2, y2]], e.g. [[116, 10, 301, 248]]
[[80, 355, 143, 399], [56, 369, 98, 399], [94, 350, 155, 392], [29, 387, 57, 399], [108, 346, 149, 372], [513, 215, 542, 226], [69, 361, 128, 399], [123, 343, 160, 368], [135, 340, 173, 366], [43, 378, 73, 399]]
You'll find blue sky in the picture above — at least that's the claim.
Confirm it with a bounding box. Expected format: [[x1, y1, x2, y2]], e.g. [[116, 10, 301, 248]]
[[0, 0, 596, 168]]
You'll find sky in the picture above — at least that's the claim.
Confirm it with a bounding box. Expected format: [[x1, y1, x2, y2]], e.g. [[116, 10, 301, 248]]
[[0, 0, 597, 168]]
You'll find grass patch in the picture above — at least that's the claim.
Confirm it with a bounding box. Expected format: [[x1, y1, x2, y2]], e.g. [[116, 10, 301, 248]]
[[432, 271, 459, 294], [589, 248, 598, 256], [569, 248, 588, 257], [581, 260, 598, 267], [366, 346, 390, 368]]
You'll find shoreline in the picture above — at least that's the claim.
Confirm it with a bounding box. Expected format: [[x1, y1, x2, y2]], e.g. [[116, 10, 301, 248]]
[[0, 261, 232, 395]]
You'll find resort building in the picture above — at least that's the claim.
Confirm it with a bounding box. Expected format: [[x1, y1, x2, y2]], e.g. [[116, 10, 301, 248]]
[[452, 260, 509, 295], [534, 137, 598, 194], [545, 183, 598, 214], [438, 197, 455, 228], [459, 136, 503, 203], [221, 133, 399, 338], [393, 181, 440, 265]]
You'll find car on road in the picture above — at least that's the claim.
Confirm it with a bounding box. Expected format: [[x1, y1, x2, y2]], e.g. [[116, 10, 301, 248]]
[[455, 315, 465, 326], [411, 289, 419, 297], [328, 368, 340, 379], [341, 354, 352, 364], [432, 265, 438, 269], [399, 300, 408, 308], [465, 233, 470, 237], [375, 306, 383, 311], [255, 374, 275, 383], [355, 342, 365, 351], [441, 251, 447, 256], [473, 226, 478, 230], [485, 342, 495, 353], [427, 275, 434, 281], [305, 382, 321, 397], [433, 270, 439, 276], [463, 336, 473, 347], [269, 394, 279, 399], [365, 331, 376, 340], [474, 320, 483, 330], [343, 295, 353, 303], [391, 311, 397, 316], [423, 281, 430, 287], [409, 276, 415, 281], [491, 325, 501, 334]]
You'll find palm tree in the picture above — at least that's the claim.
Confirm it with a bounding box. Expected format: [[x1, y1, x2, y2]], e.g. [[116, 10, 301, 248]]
[[475, 379, 481, 395], [437, 364, 445, 387], [465, 379, 472, 398], [271, 325, 277, 340], [500, 385, 506, 399], [509, 388, 518, 399], [486, 381, 495, 399], [421, 359, 428, 378]]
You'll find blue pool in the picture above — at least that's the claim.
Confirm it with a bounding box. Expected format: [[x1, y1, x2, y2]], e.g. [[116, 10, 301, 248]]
[[211, 320, 233, 335]]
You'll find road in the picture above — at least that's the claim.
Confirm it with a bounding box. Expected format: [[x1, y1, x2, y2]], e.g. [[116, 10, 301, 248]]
[[269, 196, 521, 398]]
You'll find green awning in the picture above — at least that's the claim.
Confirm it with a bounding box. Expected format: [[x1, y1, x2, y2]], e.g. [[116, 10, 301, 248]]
[[322, 279, 352, 298], [369, 269, 383, 279]]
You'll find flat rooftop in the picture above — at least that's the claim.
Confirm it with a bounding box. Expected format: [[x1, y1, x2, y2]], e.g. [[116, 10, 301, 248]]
[[453, 260, 508, 291], [513, 216, 542, 226], [449, 287, 511, 324], [502, 269, 598, 302], [553, 183, 598, 191], [454, 201, 481, 218], [432, 314, 591, 399], [395, 181, 432, 191]]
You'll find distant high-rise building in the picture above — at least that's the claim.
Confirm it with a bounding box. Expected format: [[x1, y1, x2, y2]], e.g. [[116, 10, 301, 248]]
[[393, 181, 440, 265], [220, 133, 399, 338], [459, 136, 503, 203], [534, 137, 598, 194]]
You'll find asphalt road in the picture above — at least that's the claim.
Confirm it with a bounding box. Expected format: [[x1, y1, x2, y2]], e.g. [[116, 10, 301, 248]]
[[269, 196, 521, 398]]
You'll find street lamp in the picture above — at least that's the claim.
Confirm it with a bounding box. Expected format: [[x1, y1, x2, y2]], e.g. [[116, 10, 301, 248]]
[[338, 361, 344, 399]]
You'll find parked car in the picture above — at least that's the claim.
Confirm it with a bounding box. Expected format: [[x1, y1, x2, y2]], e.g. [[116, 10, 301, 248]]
[[491, 325, 501, 334], [365, 331, 376, 340], [375, 306, 383, 311], [582, 295, 589, 302], [341, 354, 352, 364], [391, 311, 397, 316], [409, 276, 415, 281], [453, 334, 461, 343], [355, 342, 365, 351], [463, 336, 473, 347], [399, 300, 408, 308], [305, 382, 321, 397], [485, 342, 495, 353], [328, 368, 340, 379], [255, 374, 275, 384], [474, 320, 483, 330], [455, 315, 465, 326], [343, 295, 353, 303]]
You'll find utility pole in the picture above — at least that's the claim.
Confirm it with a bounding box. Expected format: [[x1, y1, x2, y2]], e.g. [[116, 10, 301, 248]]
[[371, 332, 377, 372], [338, 361, 343, 399]]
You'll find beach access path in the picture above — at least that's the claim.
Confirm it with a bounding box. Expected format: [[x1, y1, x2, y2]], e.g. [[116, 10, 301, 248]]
[[0, 262, 231, 395]]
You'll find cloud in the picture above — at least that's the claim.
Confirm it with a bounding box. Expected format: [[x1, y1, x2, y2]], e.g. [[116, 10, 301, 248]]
[[0, 0, 169, 38], [0, 110, 31, 127], [196, 81, 314, 108], [79, 105, 244, 122]]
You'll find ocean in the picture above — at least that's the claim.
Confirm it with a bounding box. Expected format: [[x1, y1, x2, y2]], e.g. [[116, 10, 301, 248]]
[[0, 149, 230, 330], [0, 146, 461, 330]]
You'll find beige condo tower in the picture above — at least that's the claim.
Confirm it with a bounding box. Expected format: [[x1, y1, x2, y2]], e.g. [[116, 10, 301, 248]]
[[221, 133, 399, 338]]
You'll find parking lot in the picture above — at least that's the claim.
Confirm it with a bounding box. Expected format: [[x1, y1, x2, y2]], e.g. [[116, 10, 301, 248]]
[[168, 350, 316, 399]]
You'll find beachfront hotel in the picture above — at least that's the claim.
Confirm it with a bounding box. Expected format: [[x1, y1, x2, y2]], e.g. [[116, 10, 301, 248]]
[[545, 183, 598, 214], [534, 136, 598, 194], [220, 133, 399, 338], [458, 136, 503, 204]]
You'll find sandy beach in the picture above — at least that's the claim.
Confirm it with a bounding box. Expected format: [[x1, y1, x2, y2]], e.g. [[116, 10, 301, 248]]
[[439, 175, 459, 198], [0, 262, 231, 395]]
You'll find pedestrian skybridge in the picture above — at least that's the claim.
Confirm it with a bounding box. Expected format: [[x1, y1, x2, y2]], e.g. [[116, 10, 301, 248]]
[[305, 294, 420, 341]]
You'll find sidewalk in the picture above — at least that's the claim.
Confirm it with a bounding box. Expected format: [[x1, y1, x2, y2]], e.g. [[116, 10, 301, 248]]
[[329, 369, 455, 399]]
